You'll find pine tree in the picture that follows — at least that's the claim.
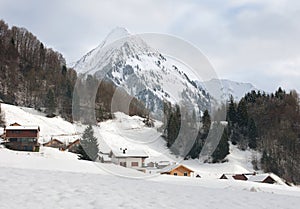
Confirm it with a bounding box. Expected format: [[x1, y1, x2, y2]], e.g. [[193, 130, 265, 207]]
[[248, 118, 258, 149], [227, 95, 237, 126], [166, 105, 181, 148], [187, 110, 211, 159], [201, 110, 211, 135], [77, 125, 99, 161], [212, 126, 229, 163], [236, 98, 248, 127]]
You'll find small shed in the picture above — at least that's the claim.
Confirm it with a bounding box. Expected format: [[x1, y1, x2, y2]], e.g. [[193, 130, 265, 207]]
[[160, 164, 194, 177]]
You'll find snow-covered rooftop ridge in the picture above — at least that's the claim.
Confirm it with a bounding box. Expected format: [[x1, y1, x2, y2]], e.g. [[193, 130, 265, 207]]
[[5, 125, 40, 130], [111, 148, 148, 158], [246, 173, 270, 182]]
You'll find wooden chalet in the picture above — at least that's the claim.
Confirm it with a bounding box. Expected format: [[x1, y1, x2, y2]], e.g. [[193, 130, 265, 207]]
[[43, 139, 65, 150], [4, 123, 40, 152], [160, 164, 194, 177]]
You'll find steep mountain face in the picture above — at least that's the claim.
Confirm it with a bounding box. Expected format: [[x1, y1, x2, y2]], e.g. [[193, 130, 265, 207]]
[[201, 79, 257, 103], [74, 27, 210, 117]]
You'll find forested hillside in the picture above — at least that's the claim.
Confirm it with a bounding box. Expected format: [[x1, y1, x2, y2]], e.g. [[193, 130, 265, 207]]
[[227, 88, 300, 184], [0, 20, 76, 121]]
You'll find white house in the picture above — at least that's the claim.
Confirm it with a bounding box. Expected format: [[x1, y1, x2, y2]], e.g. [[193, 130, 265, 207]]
[[110, 148, 148, 171]]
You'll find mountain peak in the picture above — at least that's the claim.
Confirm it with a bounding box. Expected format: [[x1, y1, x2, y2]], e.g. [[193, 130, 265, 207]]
[[101, 27, 131, 48]]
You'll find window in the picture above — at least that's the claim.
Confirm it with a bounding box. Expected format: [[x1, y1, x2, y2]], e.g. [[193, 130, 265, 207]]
[[131, 162, 138, 167], [120, 162, 127, 167], [174, 173, 177, 176], [184, 172, 188, 176]]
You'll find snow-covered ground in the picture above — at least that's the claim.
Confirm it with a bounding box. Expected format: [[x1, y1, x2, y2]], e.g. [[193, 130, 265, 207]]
[[1, 103, 300, 208], [0, 147, 300, 209]]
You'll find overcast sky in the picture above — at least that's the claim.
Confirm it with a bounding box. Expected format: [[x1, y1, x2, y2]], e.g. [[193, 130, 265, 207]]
[[1, 0, 300, 93]]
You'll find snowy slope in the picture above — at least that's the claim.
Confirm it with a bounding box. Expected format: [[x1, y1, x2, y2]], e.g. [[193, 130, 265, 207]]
[[202, 78, 257, 102], [73, 27, 210, 117], [93, 112, 177, 164], [1, 103, 79, 143], [0, 147, 300, 209], [1, 104, 300, 208]]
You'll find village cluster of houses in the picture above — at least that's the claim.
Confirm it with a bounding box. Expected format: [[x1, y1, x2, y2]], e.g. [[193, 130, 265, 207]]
[[0, 122, 80, 152], [220, 173, 278, 184], [0, 123, 280, 184]]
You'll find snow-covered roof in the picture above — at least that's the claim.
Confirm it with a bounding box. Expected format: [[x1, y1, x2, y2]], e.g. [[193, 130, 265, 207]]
[[246, 173, 274, 182], [160, 164, 194, 174], [246, 174, 266, 182], [111, 148, 148, 158], [5, 125, 40, 131]]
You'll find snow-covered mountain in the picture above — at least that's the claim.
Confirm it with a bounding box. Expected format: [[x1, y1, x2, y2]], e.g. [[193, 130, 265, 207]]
[[201, 79, 257, 103], [74, 27, 210, 117]]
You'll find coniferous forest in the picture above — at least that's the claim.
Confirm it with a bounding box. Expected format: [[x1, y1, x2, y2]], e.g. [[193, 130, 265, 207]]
[[226, 88, 300, 184]]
